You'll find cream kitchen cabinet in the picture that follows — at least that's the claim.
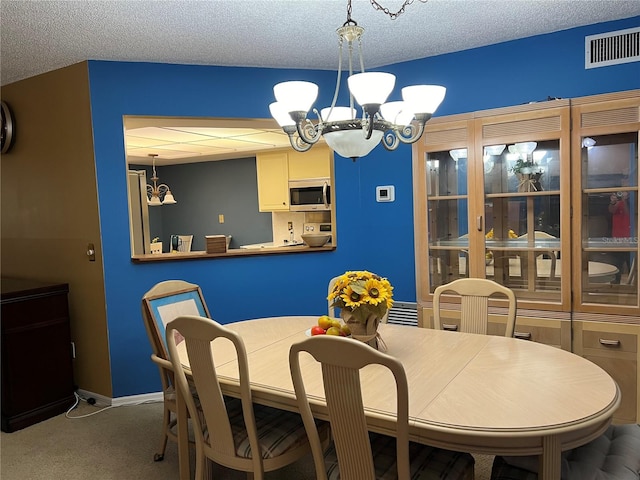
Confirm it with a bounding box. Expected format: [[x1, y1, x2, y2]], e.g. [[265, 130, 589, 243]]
[[288, 147, 331, 180], [256, 151, 289, 211], [256, 147, 332, 212]]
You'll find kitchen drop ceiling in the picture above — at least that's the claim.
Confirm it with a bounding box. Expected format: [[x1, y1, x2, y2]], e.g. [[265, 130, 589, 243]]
[[124, 116, 301, 166]]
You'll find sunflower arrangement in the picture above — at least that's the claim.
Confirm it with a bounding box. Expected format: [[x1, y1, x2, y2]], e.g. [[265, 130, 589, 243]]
[[328, 271, 394, 324]]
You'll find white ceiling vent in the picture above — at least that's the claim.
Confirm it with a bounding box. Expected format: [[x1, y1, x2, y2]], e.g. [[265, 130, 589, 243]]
[[585, 26, 640, 69]]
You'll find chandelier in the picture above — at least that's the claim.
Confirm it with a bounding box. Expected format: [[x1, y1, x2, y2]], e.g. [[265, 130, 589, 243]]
[[146, 154, 177, 206], [269, 0, 445, 161]]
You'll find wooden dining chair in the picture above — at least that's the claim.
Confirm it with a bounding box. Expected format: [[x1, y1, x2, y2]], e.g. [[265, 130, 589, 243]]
[[433, 278, 517, 337], [166, 314, 330, 480], [141, 279, 211, 461], [328, 275, 389, 323], [289, 335, 475, 480]]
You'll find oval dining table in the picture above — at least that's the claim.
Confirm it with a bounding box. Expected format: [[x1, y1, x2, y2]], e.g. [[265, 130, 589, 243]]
[[173, 316, 620, 480]]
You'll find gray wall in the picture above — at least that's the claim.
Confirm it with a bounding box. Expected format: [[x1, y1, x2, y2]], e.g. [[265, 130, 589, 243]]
[[134, 157, 273, 251]]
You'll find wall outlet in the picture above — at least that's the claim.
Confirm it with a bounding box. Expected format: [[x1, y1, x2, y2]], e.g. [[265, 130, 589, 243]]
[[218, 214, 225, 223], [288, 221, 293, 231]]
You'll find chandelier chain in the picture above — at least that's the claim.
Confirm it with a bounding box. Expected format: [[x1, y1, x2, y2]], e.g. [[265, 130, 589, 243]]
[[368, 0, 428, 20]]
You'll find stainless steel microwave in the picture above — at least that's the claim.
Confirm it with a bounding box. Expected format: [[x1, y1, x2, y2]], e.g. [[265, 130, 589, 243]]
[[288, 178, 331, 212]]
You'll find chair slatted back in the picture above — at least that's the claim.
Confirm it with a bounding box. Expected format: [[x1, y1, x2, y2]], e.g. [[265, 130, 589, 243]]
[[166, 315, 264, 474], [290, 335, 410, 480], [433, 278, 517, 337]]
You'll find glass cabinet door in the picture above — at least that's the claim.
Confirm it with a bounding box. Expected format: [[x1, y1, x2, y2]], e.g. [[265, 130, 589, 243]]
[[425, 148, 470, 290], [572, 94, 640, 314], [578, 132, 638, 307], [416, 103, 571, 309], [483, 140, 563, 302]]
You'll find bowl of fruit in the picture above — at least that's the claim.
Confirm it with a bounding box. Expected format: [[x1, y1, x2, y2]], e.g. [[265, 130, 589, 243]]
[[308, 314, 351, 337]]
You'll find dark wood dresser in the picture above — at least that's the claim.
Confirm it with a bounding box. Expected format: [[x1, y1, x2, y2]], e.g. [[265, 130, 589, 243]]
[[1, 278, 75, 432]]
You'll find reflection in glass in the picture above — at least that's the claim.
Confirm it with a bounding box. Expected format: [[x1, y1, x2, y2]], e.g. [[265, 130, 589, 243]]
[[426, 152, 467, 197], [581, 132, 638, 306], [426, 151, 469, 291]]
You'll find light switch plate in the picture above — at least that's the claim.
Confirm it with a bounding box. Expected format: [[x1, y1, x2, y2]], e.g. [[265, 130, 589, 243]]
[[376, 185, 395, 202]]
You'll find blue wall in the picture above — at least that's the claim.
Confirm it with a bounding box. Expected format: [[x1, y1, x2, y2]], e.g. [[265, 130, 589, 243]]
[[88, 16, 640, 397]]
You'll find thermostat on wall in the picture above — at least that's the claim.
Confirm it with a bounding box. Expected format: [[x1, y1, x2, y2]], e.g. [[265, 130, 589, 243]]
[[376, 185, 395, 202]]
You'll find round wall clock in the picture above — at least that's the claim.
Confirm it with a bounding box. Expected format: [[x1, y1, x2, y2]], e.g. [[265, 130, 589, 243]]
[[1, 101, 15, 154]]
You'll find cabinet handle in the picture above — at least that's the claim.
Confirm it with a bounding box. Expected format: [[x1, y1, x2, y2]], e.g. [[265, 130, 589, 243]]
[[477, 215, 483, 232], [599, 338, 621, 347], [514, 331, 532, 340], [442, 324, 458, 331]]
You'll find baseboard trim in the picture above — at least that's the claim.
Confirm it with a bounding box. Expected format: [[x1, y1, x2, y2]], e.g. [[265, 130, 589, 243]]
[[77, 389, 163, 407]]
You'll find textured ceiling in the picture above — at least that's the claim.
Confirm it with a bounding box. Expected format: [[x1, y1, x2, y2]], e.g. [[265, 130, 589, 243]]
[[2, 0, 638, 164], [2, 0, 639, 86]]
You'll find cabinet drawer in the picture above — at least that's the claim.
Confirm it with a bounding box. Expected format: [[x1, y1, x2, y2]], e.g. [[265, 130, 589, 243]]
[[582, 330, 637, 354], [512, 323, 561, 346]]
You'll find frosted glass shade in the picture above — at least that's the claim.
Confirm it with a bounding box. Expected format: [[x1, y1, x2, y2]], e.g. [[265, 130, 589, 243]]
[[148, 195, 162, 206], [348, 72, 395, 106], [324, 129, 383, 159], [163, 191, 177, 204], [509, 142, 537, 155], [273, 81, 318, 113], [380, 101, 414, 126], [401, 85, 446, 114], [269, 102, 295, 127], [449, 149, 467, 161], [484, 144, 506, 156]]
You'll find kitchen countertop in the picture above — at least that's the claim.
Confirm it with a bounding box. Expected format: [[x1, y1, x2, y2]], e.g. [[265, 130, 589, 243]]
[[239, 241, 306, 249], [131, 243, 335, 263]]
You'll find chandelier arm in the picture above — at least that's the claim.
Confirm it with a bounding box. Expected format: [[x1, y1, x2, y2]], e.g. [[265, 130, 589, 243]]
[[394, 114, 431, 144], [295, 118, 323, 145], [381, 131, 400, 151], [282, 126, 314, 152]]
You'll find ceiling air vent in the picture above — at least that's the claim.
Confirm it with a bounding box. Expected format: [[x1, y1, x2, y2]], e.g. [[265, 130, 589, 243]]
[[585, 26, 640, 69]]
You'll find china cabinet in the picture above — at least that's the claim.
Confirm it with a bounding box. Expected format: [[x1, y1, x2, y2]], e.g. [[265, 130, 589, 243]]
[[414, 90, 640, 422], [414, 100, 572, 314]]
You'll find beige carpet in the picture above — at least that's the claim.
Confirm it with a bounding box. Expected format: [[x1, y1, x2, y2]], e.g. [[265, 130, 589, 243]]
[[1, 399, 494, 479]]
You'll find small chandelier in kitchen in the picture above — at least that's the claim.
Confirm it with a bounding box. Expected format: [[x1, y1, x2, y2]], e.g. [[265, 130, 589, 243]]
[[146, 154, 177, 206], [269, 0, 445, 161]]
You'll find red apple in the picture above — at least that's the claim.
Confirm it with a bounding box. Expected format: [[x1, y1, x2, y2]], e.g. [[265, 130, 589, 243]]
[[311, 326, 326, 336]]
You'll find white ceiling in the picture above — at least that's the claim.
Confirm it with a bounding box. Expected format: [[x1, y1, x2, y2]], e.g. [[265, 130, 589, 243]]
[[124, 116, 295, 165], [3, 0, 639, 164]]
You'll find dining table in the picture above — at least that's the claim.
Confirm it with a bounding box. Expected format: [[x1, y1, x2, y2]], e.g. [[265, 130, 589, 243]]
[[173, 316, 620, 480]]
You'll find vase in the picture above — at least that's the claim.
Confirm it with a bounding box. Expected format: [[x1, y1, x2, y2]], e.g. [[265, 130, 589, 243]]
[[516, 173, 543, 192], [340, 311, 384, 350]]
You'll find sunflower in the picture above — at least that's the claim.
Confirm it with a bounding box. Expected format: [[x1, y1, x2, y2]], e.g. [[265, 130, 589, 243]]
[[328, 270, 394, 323]]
